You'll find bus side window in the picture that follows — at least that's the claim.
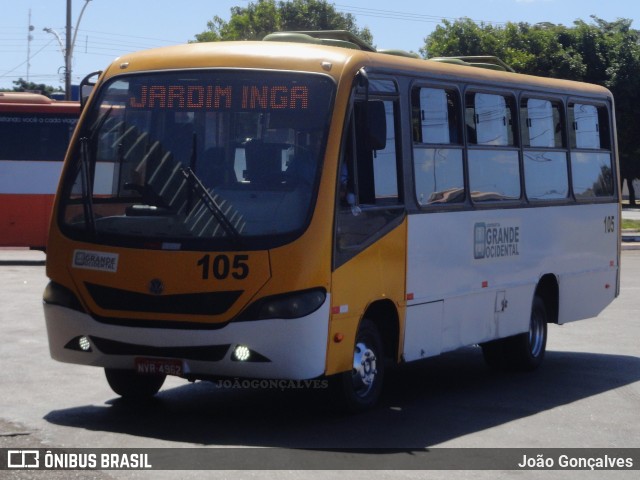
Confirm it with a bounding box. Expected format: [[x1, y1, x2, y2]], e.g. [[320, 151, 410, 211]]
[[359, 100, 397, 203], [411, 87, 465, 205], [469, 93, 512, 146], [522, 98, 555, 148], [466, 91, 520, 202], [521, 98, 569, 201], [417, 87, 450, 143], [335, 97, 404, 266], [569, 103, 614, 199], [347, 99, 400, 206]]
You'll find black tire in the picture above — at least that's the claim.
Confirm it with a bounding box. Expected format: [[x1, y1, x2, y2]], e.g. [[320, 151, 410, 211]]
[[506, 295, 548, 370], [104, 368, 166, 400], [482, 295, 548, 371], [333, 319, 385, 412]]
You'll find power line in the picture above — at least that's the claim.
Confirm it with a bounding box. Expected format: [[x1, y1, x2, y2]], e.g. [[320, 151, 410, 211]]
[[0, 36, 174, 55], [0, 38, 55, 80], [77, 28, 185, 46], [334, 3, 507, 26], [336, 5, 455, 23]]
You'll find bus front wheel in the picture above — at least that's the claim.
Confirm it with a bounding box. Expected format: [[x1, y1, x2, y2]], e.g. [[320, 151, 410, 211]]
[[104, 368, 166, 400], [333, 319, 385, 412], [481, 295, 548, 371]]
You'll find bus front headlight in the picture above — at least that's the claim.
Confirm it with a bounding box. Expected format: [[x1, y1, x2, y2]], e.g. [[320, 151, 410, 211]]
[[257, 288, 326, 320]]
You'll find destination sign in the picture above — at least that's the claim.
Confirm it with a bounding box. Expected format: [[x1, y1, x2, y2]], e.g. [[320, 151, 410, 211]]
[[128, 84, 310, 111]]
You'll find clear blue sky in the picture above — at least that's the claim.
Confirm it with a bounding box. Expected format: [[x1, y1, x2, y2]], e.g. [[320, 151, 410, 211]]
[[1, 0, 638, 91]]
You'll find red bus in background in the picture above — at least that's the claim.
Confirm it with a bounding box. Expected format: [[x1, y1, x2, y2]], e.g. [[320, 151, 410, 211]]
[[0, 92, 79, 250]]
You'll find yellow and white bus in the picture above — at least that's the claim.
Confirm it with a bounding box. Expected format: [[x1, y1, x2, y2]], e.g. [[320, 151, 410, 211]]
[[43, 31, 620, 411]]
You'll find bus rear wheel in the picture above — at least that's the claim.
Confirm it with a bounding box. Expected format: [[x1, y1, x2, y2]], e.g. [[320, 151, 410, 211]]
[[333, 319, 385, 412], [104, 368, 166, 400], [481, 295, 548, 371]]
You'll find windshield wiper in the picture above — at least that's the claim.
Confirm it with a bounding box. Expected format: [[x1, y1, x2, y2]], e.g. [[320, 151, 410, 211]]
[[181, 167, 242, 240], [78, 136, 96, 235], [76, 107, 114, 235], [90, 106, 113, 139], [186, 132, 198, 214]]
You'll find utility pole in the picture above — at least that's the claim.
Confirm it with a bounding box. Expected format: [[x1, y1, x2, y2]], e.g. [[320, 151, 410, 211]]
[[44, 0, 92, 100], [27, 10, 34, 83], [65, 0, 72, 100]]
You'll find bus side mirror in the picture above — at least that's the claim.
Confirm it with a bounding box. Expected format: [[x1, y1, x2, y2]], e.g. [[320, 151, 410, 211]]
[[79, 71, 102, 110], [367, 100, 387, 150]]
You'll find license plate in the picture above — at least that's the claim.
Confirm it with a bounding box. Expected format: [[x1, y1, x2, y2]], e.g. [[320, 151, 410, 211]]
[[135, 357, 183, 377]]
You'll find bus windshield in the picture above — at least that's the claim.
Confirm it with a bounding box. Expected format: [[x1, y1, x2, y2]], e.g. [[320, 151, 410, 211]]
[[60, 70, 335, 250]]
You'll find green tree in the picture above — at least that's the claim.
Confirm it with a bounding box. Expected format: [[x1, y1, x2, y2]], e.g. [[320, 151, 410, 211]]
[[6, 78, 62, 96], [422, 18, 491, 58], [194, 0, 372, 45], [599, 18, 640, 202], [423, 20, 588, 79]]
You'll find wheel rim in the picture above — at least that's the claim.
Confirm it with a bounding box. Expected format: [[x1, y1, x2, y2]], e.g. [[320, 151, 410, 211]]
[[351, 341, 378, 398], [528, 308, 545, 358]]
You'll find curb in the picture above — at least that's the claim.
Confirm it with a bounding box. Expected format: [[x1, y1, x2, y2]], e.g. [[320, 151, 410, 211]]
[[622, 240, 640, 250]]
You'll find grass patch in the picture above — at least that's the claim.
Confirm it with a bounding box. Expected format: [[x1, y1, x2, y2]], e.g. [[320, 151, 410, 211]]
[[622, 219, 640, 230]]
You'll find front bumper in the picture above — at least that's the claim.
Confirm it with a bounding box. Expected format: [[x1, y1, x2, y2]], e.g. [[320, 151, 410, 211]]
[[43, 296, 330, 380]]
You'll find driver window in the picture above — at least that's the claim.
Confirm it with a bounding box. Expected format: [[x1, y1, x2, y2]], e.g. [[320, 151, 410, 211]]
[[335, 97, 404, 268]]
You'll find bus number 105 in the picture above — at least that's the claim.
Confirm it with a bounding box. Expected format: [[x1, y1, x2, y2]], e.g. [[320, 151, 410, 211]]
[[604, 215, 615, 234], [197, 254, 249, 280]]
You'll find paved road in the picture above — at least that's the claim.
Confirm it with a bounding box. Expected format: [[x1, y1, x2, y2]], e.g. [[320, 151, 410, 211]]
[[0, 251, 639, 479], [622, 207, 640, 222]]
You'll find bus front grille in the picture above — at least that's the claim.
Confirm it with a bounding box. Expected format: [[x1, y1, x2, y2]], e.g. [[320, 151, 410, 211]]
[[84, 282, 242, 316]]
